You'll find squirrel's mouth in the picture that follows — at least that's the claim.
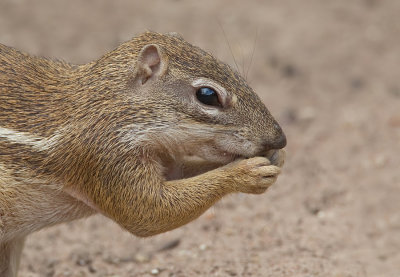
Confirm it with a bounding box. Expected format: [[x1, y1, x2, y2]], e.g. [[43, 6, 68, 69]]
[[220, 148, 284, 166], [220, 150, 240, 161]]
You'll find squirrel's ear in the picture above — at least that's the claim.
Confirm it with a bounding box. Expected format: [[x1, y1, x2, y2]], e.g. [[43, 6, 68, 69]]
[[134, 44, 168, 84]]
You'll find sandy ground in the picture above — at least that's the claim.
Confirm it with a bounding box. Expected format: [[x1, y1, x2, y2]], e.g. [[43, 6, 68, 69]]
[[1, 0, 400, 276]]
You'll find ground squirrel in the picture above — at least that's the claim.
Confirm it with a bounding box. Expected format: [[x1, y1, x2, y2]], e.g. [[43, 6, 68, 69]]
[[0, 31, 286, 276]]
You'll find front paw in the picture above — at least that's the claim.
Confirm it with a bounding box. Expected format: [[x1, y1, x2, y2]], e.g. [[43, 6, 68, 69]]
[[224, 157, 281, 194]]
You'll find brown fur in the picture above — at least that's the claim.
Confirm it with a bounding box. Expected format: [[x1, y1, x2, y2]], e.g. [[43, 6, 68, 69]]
[[0, 31, 286, 276]]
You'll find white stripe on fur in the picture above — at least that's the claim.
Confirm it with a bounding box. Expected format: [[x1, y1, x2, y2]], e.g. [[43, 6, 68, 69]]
[[0, 127, 58, 151]]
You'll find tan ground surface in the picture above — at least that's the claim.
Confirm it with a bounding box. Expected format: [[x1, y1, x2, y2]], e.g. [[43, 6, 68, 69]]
[[1, 0, 399, 276]]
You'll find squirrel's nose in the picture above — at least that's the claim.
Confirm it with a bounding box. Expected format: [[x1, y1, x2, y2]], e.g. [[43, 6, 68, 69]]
[[270, 131, 287, 149], [263, 125, 287, 150]]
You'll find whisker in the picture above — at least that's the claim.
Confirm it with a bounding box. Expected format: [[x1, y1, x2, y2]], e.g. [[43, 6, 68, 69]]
[[239, 43, 246, 80], [246, 27, 258, 80], [218, 21, 240, 75]]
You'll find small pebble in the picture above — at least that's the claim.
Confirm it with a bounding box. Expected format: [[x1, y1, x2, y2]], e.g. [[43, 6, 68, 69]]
[[74, 251, 92, 266], [151, 268, 160, 275], [133, 253, 151, 263], [199, 244, 207, 251], [103, 256, 121, 265]]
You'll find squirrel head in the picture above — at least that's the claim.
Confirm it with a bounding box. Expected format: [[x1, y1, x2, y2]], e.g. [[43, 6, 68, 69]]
[[83, 31, 286, 164]]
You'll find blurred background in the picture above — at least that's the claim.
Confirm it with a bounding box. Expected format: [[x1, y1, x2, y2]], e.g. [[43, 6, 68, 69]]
[[1, 0, 399, 276]]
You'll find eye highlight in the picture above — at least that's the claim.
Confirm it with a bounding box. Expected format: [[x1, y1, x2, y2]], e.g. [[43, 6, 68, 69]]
[[196, 87, 221, 107]]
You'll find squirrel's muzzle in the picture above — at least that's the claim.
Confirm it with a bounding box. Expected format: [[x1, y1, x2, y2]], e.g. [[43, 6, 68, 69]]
[[263, 123, 287, 150], [270, 130, 287, 149]]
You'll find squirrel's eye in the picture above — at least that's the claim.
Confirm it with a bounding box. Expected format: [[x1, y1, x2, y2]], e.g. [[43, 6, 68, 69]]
[[196, 87, 221, 107]]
